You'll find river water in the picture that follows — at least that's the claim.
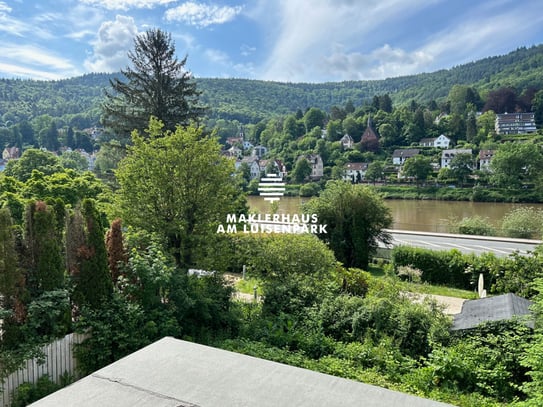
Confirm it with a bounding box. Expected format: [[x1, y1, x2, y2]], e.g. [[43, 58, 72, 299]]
[[247, 196, 543, 233]]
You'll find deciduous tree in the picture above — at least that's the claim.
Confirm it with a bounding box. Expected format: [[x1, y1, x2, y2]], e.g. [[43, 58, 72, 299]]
[[402, 155, 432, 186], [116, 117, 244, 267], [490, 142, 543, 188], [304, 181, 392, 269]]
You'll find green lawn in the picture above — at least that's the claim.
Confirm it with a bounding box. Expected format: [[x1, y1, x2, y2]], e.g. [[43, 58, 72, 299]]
[[231, 267, 477, 300], [368, 264, 478, 299]]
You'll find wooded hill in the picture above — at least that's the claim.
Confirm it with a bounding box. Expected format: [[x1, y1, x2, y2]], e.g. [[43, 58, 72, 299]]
[[1, 44, 543, 125]]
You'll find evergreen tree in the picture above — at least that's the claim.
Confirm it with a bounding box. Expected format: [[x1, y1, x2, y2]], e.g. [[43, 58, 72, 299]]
[[0, 207, 21, 311], [105, 218, 127, 284], [24, 201, 64, 296], [66, 126, 75, 149], [17, 120, 35, 146], [102, 28, 205, 142], [42, 121, 60, 151], [72, 199, 112, 309]]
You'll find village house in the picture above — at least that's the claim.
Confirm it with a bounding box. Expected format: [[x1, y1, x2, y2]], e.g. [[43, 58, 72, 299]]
[[239, 156, 261, 179], [479, 149, 495, 171], [259, 159, 288, 178], [419, 134, 451, 149], [441, 148, 473, 168], [392, 149, 420, 166], [2, 146, 20, 161], [222, 146, 242, 159], [343, 162, 368, 183], [339, 134, 354, 150], [297, 154, 324, 180], [252, 145, 268, 158], [495, 112, 536, 135], [226, 136, 243, 146]]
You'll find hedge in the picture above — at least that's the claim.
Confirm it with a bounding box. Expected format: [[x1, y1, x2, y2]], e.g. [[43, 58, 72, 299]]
[[391, 246, 473, 289]]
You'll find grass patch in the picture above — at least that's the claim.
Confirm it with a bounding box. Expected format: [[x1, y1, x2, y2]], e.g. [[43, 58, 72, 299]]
[[235, 277, 264, 296], [367, 264, 477, 299]]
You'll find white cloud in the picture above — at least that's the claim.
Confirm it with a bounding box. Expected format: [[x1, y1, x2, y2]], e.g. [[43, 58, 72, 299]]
[[204, 49, 230, 65], [201, 48, 255, 78], [255, 0, 441, 81], [165, 2, 243, 28], [0, 62, 67, 80], [0, 2, 12, 13], [240, 44, 256, 57], [419, 4, 543, 68], [0, 44, 80, 79], [253, 0, 543, 82], [84, 15, 139, 73], [1, 44, 76, 70], [81, 0, 177, 10], [320, 44, 433, 80]]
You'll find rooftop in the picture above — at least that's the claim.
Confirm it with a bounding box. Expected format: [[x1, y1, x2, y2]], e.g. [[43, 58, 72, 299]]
[[452, 293, 533, 331], [32, 337, 453, 407]]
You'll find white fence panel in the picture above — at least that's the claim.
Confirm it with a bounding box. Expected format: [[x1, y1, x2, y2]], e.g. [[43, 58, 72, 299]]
[[1, 332, 86, 407]]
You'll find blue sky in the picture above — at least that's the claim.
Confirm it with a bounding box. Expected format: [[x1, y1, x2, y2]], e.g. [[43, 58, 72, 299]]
[[1, 0, 543, 83]]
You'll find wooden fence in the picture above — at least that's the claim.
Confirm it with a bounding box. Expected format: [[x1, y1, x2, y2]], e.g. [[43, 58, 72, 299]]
[[1, 333, 86, 406]]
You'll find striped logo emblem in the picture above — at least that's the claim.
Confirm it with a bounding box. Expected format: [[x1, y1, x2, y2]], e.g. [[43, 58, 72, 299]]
[[258, 174, 285, 203]]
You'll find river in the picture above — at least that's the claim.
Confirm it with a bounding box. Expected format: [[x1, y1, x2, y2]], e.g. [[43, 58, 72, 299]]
[[246, 196, 543, 233]]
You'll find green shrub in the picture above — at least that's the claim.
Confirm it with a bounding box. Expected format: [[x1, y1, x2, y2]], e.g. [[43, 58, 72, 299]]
[[11, 373, 72, 407], [391, 246, 472, 289], [501, 207, 543, 239], [455, 216, 496, 236], [299, 182, 321, 197]]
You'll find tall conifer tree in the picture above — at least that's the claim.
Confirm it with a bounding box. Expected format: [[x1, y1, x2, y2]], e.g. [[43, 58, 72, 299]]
[[24, 201, 64, 295], [72, 199, 112, 309], [102, 28, 205, 142]]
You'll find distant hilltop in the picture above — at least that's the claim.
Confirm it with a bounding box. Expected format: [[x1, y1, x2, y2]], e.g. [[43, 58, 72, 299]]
[[1, 44, 543, 123]]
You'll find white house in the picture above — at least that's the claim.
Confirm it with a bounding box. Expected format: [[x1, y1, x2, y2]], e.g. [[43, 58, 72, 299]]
[[495, 112, 536, 135], [252, 145, 268, 158], [419, 134, 450, 149], [240, 156, 261, 179], [298, 154, 324, 180], [479, 150, 495, 171], [392, 149, 420, 166], [2, 146, 20, 161], [441, 149, 472, 168], [340, 134, 354, 150], [343, 162, 368, 183], [242, 140, 254, 150]]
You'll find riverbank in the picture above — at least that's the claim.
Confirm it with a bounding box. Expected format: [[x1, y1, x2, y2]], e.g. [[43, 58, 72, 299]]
[[376, 184, 543, 203], [254, 183, 543, 203]]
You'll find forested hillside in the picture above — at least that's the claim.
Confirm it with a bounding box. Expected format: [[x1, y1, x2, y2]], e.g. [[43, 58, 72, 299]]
[[1, 44, 543, 126]]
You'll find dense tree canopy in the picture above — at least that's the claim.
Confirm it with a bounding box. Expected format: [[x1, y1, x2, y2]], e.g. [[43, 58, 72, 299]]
[[402, 155, 432, 186], [115, 117, 244, 267], [490, 142, 543, 189], [304, 181, 392, 269]]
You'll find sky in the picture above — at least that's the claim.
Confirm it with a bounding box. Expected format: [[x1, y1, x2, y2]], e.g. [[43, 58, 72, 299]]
[[1, 0, 543, 83]]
